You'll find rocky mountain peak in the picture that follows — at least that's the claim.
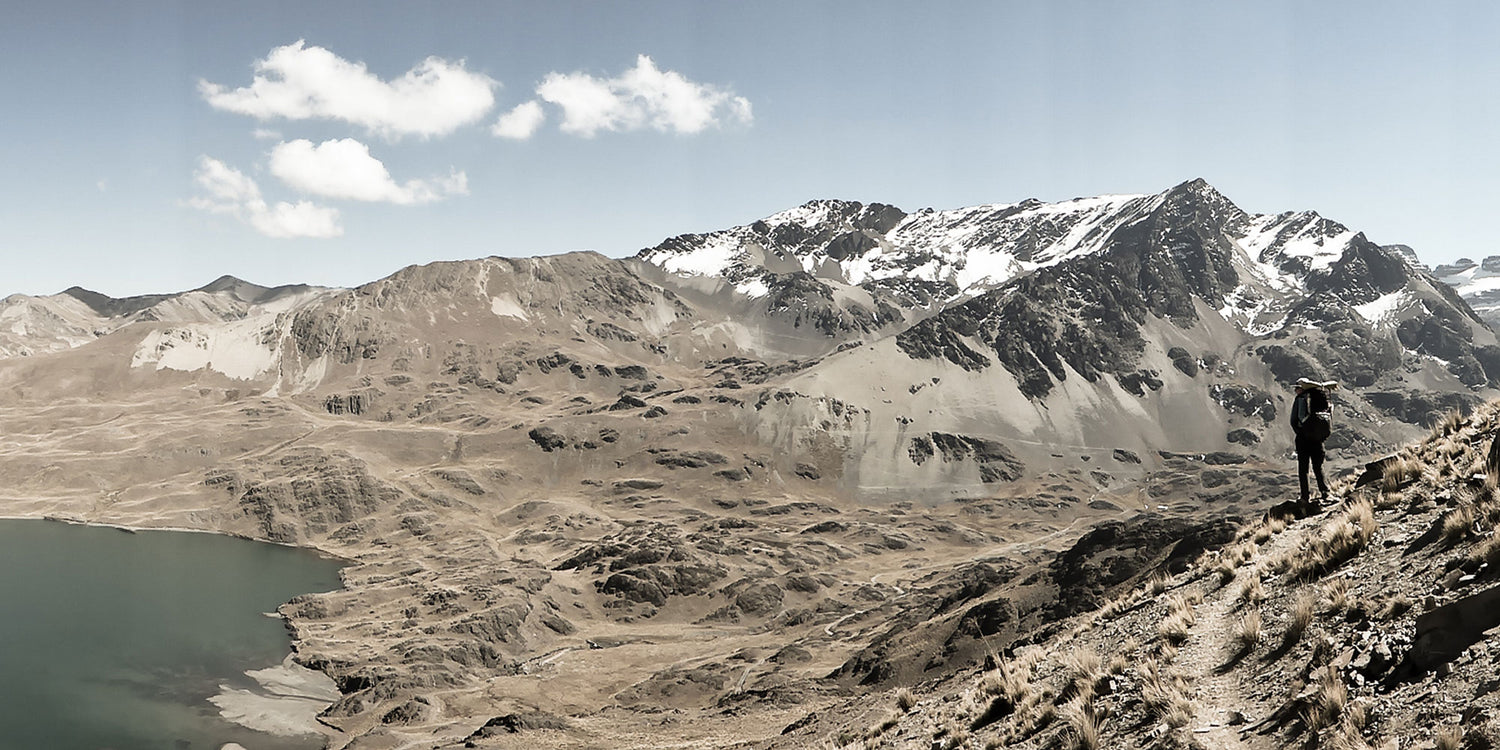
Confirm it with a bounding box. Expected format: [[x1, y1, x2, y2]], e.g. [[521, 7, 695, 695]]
[[60, 285, 173, 318], [1383, 244, 1427, 270], [194, 274, 281, 304]]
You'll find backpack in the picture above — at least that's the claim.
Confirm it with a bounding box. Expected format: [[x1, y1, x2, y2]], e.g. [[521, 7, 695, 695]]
[[1294, 389, 1331, 441]]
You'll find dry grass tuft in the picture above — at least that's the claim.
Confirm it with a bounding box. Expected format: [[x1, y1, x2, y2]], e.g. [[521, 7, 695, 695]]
[[1383, 455, 1418, 495], [1156, 640, 1179, 663], [1435, 726, 1465, 750], [1469, 533, 1500, 569], [1324, 578, 1350, 615], [1214, 556, 1238, 587], [1239, 516, 1285, 545], [895, 687, 916, 713], [1060, 696, 1100, 750], [1442, 504, 1476, 544], [1162, 701, 1192, 729], [981, 655, 1032, 705], [1285, 591, 1316, 645], [1232, 609, 1264, 654], [1147, 574, 1170, 596], [1237, 573, 1266, 607], [1377, 593, 1413, 621], [1098, 591, 1134, 620], [1343, 699, 1369, 734], [869, 711, 901, 738], [1303, 665, 1348, 734], [1376, 485, 1404, 510], [1138, 659, 1192, 728], [1437, 407, 1468, 439], [1292, 499, 1376, 581], [1158, 593, 1198, 645], [1061, 648, 1104, 703]]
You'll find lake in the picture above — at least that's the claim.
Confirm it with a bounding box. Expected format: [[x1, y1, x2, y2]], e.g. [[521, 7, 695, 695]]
[[0, 519, 345, 750]]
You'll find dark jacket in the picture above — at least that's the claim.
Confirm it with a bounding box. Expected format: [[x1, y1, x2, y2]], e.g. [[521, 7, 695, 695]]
[[1291, 389, 1331, 441]]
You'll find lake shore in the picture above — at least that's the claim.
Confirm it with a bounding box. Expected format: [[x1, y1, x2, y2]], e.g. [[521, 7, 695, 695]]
[[210, 654, 341, 739], [0, 515, 347, 749]]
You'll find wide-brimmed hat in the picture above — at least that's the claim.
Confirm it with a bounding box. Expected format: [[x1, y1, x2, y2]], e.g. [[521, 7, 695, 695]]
[[1296, 377, 1338, 391]]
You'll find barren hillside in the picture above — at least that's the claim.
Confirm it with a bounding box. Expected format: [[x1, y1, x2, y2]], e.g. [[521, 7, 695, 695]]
[[2, 182, 1496, 748]]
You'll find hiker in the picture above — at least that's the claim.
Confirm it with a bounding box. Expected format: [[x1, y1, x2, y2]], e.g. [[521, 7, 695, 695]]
[[1291, 377, 1337, 509]]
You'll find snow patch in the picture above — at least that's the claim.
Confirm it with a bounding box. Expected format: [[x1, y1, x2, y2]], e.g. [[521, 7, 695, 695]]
[[1237, 213, 1357, 273], [735, 276, 770, 298], [652, 234, 743, 278], [1217, 285, 1288, 336], [1354, 291, 1407, 324]]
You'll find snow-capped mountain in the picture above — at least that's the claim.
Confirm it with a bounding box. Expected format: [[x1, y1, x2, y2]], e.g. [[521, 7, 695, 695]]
[[632, 179, 1496, 491], [1433, 256, 1500, 330], [637, 180, 1449, 346]]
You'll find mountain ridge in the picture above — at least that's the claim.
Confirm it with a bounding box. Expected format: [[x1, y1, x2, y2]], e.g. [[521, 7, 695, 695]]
[[4, 180, 1500, 747]]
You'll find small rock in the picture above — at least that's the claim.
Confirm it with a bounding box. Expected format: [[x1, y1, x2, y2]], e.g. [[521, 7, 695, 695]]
[[1333, 648, 1356, 670], [1352, 651, 1373, 672]]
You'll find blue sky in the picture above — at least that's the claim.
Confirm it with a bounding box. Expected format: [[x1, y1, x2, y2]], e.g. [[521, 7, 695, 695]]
[[2, 1, 1496, 297]]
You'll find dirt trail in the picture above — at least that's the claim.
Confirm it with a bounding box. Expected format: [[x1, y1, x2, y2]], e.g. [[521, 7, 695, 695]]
[[1174, 583, 1258, 748], [1173, 517, 1307, 749]]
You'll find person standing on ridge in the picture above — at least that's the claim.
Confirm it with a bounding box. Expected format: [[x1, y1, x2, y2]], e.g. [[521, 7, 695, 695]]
[[1291, 377, 1337, 512]]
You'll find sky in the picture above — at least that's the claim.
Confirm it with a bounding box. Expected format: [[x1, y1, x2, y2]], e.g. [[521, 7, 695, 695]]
[[2, 0, 1498, 297]]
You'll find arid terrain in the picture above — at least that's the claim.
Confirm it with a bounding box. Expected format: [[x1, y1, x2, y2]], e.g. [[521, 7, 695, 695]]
[[4, 181, 1499, 748], [797, 403, 1500, 750]]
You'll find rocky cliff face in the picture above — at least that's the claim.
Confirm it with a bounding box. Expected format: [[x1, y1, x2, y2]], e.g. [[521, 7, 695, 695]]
[[894, 180, 1492, 395]]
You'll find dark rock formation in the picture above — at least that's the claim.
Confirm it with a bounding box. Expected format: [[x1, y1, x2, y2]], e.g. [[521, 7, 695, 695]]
[[1366, 391, 1481, 427], [466, 711, 570, 739], [210, 448, 402, 543], [554, 524, 728, 612], [1211, 383, 1277, 422], [526, 427, 566, 452], [908, 433, 1023, 482], [1047, 514, 1240, 618], [323, 393, 365, 415]]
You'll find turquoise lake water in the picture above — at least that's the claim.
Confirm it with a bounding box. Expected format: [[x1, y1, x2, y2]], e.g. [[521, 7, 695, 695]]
[[0, 519, 345, 750]]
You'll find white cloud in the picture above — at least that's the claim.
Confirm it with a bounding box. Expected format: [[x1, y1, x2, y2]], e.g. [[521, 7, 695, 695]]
[[269, 138, 467, 204], [188, 156, 342, 239], [194, 156, 261, 204], [250, 200, 343, 239], [491, 101, 546, 140], [532, 55, 752, 137], [199, 40, 496, 139], [252, 128, 282, 140]]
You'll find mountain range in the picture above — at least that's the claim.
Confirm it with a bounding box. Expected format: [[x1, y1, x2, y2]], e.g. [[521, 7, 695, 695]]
[[1, 179, 1496, 748]]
